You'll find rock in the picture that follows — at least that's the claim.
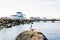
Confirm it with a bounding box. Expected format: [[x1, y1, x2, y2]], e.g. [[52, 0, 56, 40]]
[[6, 25, 12, 28], [15, 30, 48, 40]]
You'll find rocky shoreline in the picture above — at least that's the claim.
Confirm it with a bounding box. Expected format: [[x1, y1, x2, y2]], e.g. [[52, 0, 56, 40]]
[[0, 17, 30, 30], [0, 16, 60, 30]]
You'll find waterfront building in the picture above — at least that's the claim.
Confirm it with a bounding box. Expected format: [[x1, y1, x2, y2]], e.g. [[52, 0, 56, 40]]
[[12, 12, 26, 20]]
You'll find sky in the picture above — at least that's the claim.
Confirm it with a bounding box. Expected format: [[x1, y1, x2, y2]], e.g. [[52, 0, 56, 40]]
[[0, 0, 60, 19]]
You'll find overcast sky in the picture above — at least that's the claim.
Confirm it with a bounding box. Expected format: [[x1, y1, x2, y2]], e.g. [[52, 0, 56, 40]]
[[0, 0, 60, 19]]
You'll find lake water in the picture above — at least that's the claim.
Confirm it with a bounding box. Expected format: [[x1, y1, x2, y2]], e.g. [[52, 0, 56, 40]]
[[0, 21, 60, 40]]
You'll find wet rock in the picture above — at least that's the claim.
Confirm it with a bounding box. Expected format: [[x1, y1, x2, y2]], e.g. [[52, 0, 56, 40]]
[[15, 30, 48, 40], [6, 24, 12, 28], [0, 26, 4, 29]]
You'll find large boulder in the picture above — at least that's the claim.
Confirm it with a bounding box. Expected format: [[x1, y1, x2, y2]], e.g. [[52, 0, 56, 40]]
[[15, 29, 48, 40]]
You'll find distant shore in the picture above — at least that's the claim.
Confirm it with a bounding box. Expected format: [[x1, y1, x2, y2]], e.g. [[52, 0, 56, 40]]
[[0, 17, 60, 30]]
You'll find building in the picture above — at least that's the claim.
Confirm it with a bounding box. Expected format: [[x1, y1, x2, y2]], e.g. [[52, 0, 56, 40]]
[[11, 12, 26, 20], [29, 17, 41, 20]]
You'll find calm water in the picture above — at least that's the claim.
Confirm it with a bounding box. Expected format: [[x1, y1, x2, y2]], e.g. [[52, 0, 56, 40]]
[[0, 21, 60, 40]]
